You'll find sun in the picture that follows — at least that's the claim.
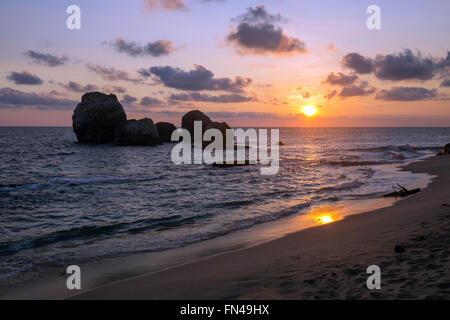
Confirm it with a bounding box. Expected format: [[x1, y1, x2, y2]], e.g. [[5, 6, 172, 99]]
[[302, 105, 317, 117]]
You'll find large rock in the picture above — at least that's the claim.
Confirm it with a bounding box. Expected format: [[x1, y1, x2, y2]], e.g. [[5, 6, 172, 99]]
[[114, 118, 160, 146], [205, 121, 234, 149], [72, 92, 126, 143], [439, 143, 450, 155], [181, 110, 212, 138], [181, 110, 233, 148], [156, 122, 177, 142]]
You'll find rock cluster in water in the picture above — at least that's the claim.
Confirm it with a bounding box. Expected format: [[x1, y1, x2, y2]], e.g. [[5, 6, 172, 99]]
[[72, 92, 230, 146]]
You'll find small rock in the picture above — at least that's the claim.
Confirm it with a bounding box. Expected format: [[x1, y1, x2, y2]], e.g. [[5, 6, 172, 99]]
[[114, 118, 160, 146], [156, 122, 177, 142]]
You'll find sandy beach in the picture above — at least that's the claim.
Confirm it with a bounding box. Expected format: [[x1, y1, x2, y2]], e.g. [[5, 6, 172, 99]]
[[72, 155, 450, 300]]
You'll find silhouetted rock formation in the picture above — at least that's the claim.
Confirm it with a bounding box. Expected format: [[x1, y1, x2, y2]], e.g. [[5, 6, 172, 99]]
[[72, 95, 236, 148], [72, 92, 126, 143], [181, 110, 213, 137], [114, 118, 160, 146], [181, 110, 233, 148], [156, 122, 177, 142], [438, 143, 450, 155]]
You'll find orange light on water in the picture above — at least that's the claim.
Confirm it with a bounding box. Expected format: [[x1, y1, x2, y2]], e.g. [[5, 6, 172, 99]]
[[316, 215, 333, 224]]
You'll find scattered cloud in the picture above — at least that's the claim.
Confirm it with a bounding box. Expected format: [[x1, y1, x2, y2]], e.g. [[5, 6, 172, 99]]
[[143, 0, 224, 12], [441, 79, 450, 87], [102, 85, 127, 93], [373, 49, 435, 81], [105, 38, 179, 57], [86, 64, 141, 83], [301, 91, 311, 99], [6, 71, 43, 85], [324, 90, 337, 100], [322, 72, 358, 86], [144, 0, 188, 12], [339, 81, 376, 98], [120, 94, 138, 105], [342, 49, 442, 81], [0, 87, 76, 110], [170, 92, 254, 103], [23, 50, 69, 67], [375, 86, 437, 101], [59, 81, 98, 93], [226, 5, 306, 56], [146, 64, 252, 92], [341, 52, 373, 74], [140, 96, 166, 107]]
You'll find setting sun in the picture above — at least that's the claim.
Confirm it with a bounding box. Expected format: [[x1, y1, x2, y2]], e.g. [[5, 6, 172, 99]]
[[302, 105, 317, 117]]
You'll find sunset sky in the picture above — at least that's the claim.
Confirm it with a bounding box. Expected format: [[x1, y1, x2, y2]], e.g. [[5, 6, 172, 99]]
[[0, 0, 449, 127]]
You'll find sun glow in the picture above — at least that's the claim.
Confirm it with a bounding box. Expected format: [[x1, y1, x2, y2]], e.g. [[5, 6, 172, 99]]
[[302, 105, 317, 117]]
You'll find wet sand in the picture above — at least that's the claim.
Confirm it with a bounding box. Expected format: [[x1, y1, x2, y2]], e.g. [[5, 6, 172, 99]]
[[73, 155, 450, 299]]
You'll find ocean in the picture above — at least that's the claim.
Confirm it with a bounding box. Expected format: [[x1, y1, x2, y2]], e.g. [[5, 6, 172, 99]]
[[0, 127, 449, 286]]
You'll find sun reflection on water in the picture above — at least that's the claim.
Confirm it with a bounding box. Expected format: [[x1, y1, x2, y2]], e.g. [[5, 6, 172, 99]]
[[315, 215, 334, 224]]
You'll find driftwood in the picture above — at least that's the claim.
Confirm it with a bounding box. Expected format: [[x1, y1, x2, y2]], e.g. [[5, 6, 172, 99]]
[[383, 183, 421, 198]]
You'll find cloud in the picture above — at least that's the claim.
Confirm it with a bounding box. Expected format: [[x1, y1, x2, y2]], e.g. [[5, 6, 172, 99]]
[[59, 81, 98, 93], [140, 96, 166, 107], [375, 87, 437, 101], [437, 52, 450, 78], [0, 87, 76, 110], [120, 94, 138, 105], [147, 64, 252, 92], [232, 5, 287, 24], [342, 49, 440, 81], [86, 64, 141, 83], [339, 81, 376, 98], [6, 71, 43, 85], [441, 79, 450, 87], [341, 52, 373, 74], [207, 111, 299, 121], [143, 0, 223, 12], [138, 68, 152, 77], [102, 85, 127, 93], [226, 5, 306, 55], [373, 49, 435, 81], [144, 0, 188, 12], [322, 72, 358, 86], [23, 50, 69, 67], [301, 91, 311, 99], [106, 38, 178, 57], [324, 90, 337, 100], [170, 92, 254, 103]]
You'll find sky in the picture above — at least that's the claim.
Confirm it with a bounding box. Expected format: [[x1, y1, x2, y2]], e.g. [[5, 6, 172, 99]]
[[0, 0, 449, 127]]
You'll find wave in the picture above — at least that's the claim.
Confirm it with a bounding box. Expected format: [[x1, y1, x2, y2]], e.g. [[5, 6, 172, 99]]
[[0, 213, 215, 256], [319, 179, 365, 192], [348, 144, 440, 153], [321, 160, 392, 167], [0, 175, 163, 192]]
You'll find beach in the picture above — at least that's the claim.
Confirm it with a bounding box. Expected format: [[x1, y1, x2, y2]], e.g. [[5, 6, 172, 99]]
[[70, 155, 450, 299]]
